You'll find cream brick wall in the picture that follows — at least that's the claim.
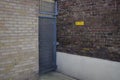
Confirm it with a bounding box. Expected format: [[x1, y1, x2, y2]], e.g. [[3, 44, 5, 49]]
[[0, 0, 39, 80]]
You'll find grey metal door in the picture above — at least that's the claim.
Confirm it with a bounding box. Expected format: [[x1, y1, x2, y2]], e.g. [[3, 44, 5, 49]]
[[39, 0, 57, 74]]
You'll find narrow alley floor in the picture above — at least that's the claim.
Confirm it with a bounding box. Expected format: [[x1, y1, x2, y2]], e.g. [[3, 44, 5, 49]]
[[40, 72, 77, 80], [12, 71, 78, 80]]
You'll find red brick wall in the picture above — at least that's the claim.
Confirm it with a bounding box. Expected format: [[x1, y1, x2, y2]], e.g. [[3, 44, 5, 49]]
[[57, 0, 120, 61], [0, 0, 39, 79]]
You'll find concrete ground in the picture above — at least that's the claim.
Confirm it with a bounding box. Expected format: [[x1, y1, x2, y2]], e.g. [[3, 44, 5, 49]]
[[11, 71, 77, 80], [40, 72, 77, 80]]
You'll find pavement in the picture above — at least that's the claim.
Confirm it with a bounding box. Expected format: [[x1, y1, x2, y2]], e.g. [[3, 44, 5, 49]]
[[40, 72, 77, 80]]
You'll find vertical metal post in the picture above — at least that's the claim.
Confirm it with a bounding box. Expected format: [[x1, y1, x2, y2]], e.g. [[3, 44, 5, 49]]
[[53, 0, 58, 71], [55, 0, 58, 16]]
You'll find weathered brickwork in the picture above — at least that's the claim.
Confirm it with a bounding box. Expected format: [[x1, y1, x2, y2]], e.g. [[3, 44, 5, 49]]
[[0, 0, 39, 79], [57, 0, 120, 61]]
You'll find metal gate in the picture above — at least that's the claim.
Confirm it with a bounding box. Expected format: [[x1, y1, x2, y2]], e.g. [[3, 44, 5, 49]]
[[39, 0, 58, 74]]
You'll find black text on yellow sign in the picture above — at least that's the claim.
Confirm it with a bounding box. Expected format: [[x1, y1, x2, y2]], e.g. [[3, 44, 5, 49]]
[[75, 21, 85, 26]]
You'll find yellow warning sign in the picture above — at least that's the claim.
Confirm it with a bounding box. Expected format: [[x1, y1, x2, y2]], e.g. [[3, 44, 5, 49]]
[[75, 21, 85, 26], [43, 0, 54, 3]]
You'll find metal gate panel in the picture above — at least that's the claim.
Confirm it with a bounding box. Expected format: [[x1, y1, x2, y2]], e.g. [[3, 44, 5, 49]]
[[40, 0, 56, 15], [39, 0, 57, 74], [39, 17, 57, 74]]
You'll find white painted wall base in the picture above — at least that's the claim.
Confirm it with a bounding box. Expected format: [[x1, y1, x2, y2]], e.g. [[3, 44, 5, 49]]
[[57, 52, 120, 80]]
